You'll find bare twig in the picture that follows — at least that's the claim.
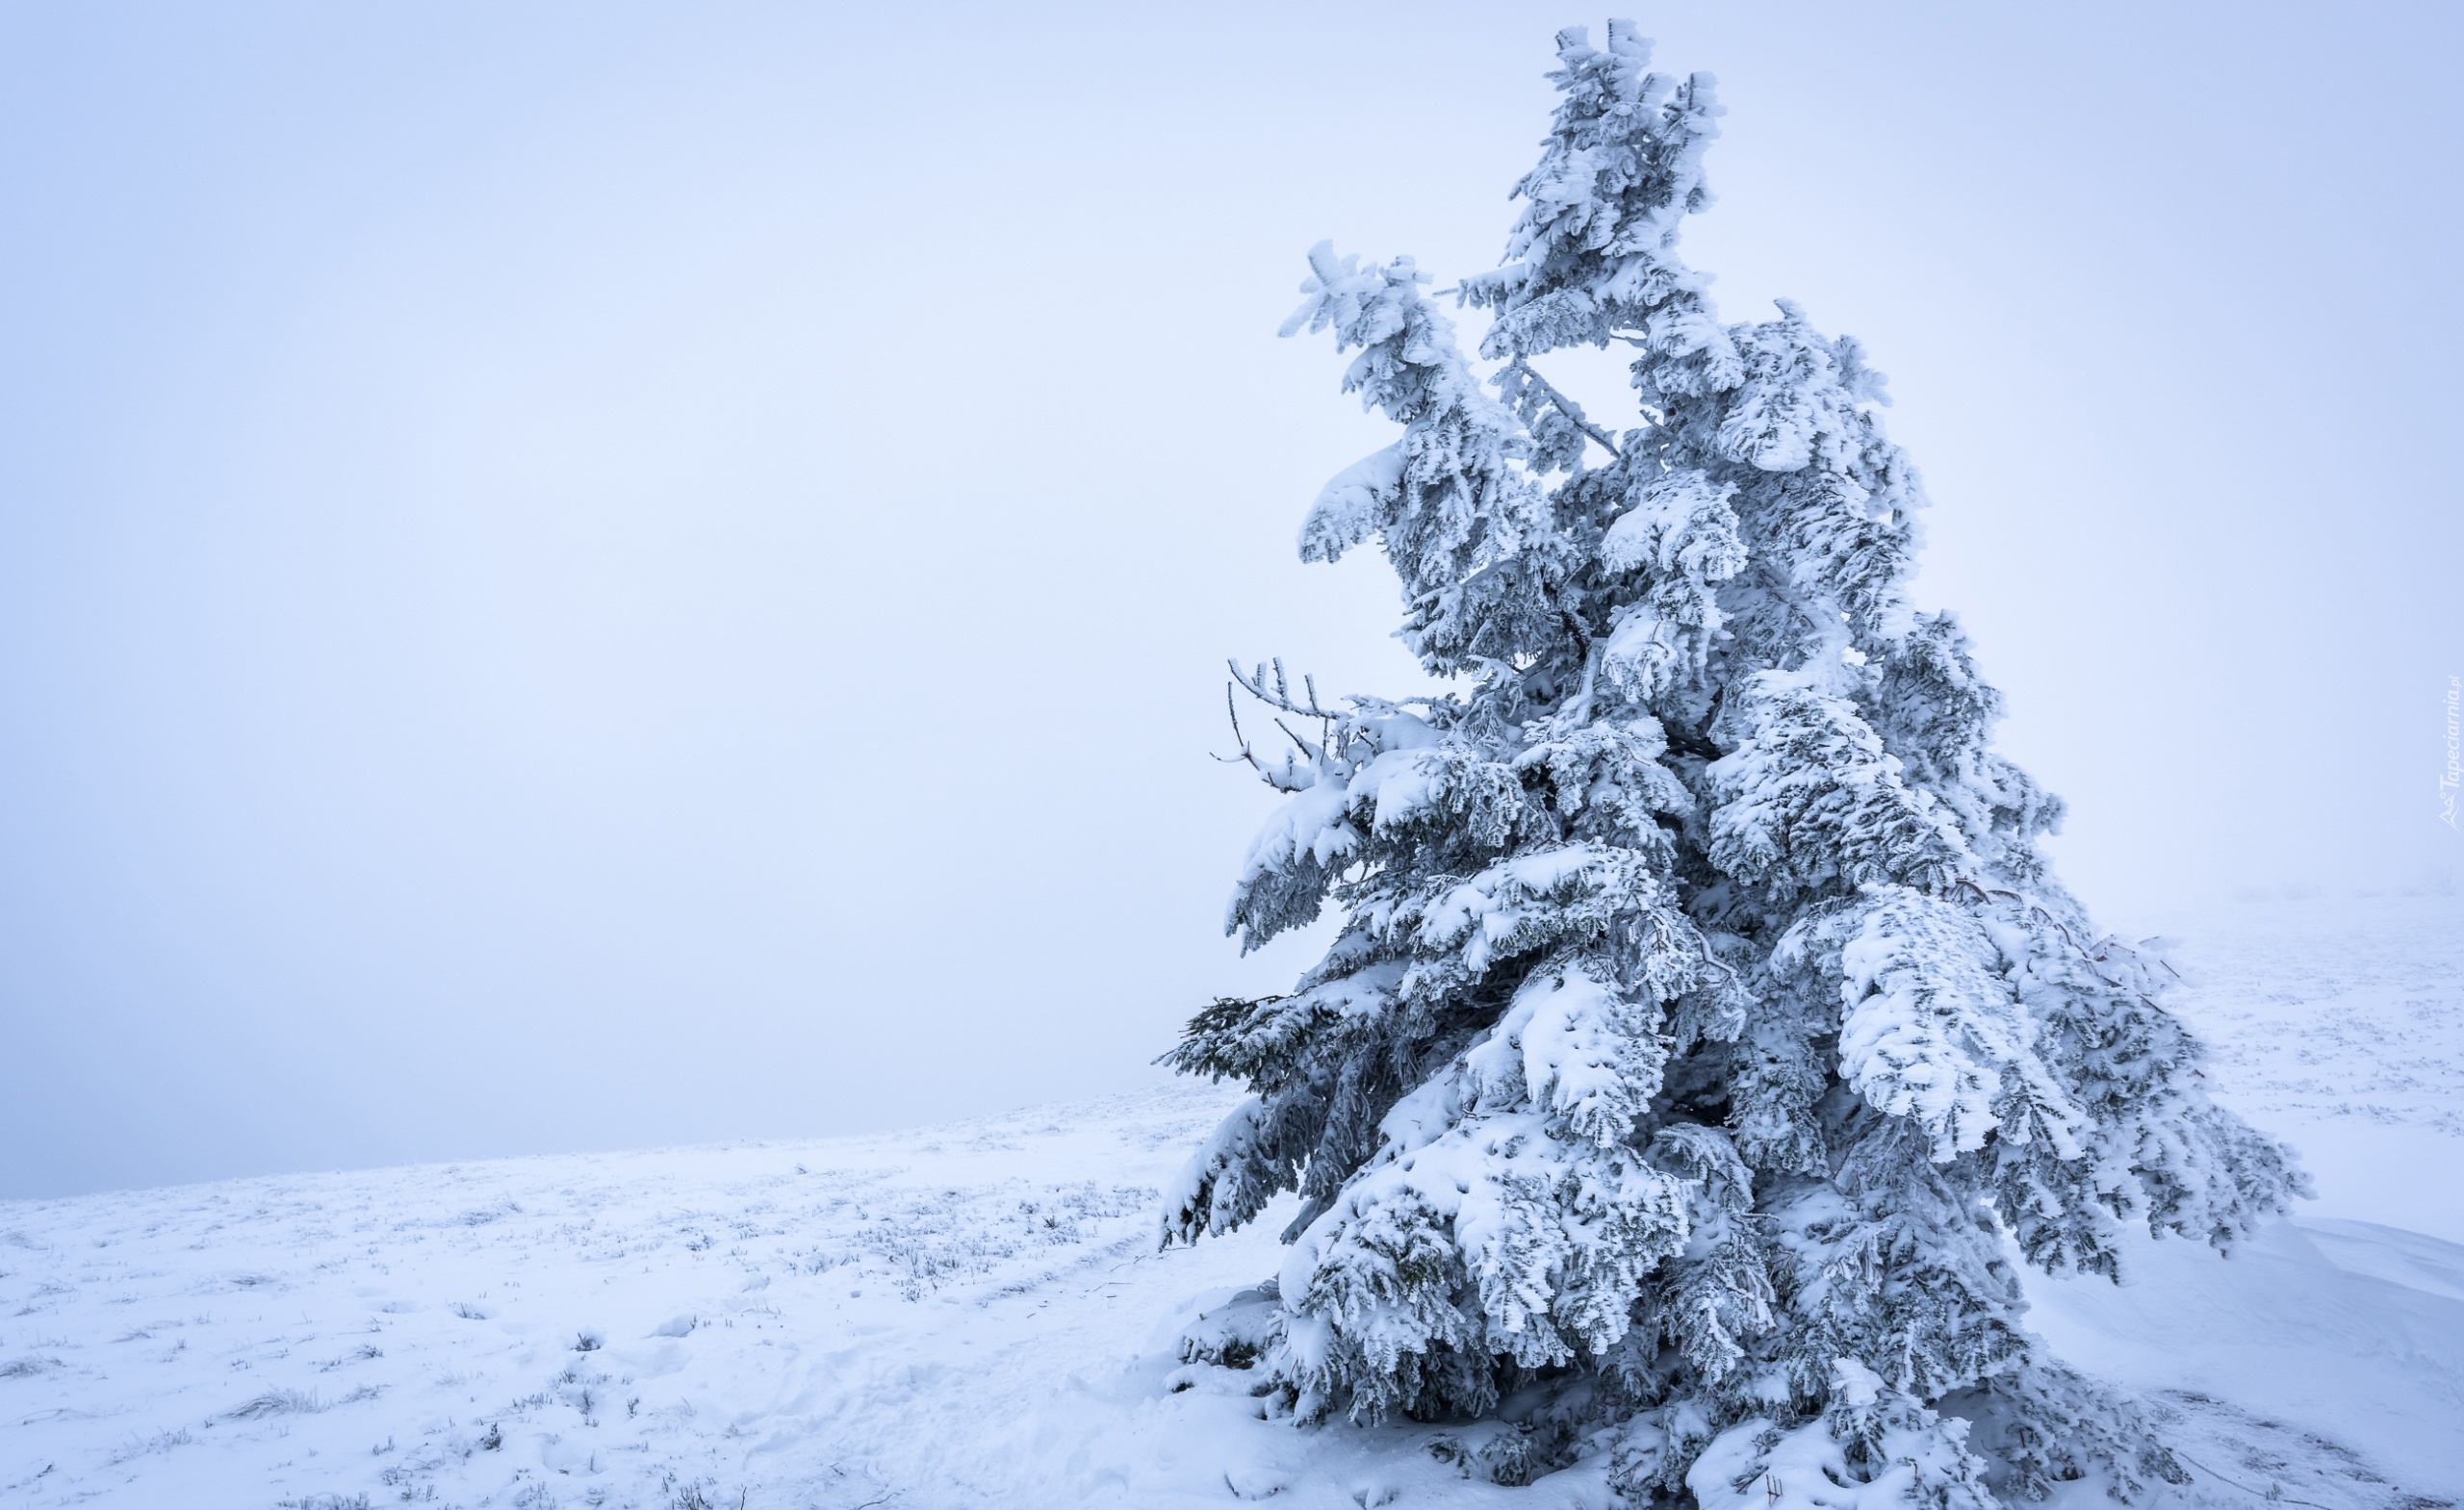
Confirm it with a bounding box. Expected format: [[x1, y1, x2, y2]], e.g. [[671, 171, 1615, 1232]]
[[1272, 717, 1323, 761], [1210, 682, 1263, 773], [1228, 657, 1342, 719], [1213, 680, 1316, 791]]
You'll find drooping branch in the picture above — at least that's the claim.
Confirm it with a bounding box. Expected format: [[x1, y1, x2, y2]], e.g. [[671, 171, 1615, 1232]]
[[1951, 876, 2177, 1002], [1510, 358, 1623, 459]]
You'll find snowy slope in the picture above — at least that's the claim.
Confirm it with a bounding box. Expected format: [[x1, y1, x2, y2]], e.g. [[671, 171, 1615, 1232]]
[[2, 891, 2459, 1509], [2020, 888, 2464, 1505], [2132, 890, 2464, 1244]]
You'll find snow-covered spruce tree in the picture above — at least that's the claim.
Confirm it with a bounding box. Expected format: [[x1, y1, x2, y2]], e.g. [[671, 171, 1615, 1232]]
[[1160, 20, 2300, 1505]]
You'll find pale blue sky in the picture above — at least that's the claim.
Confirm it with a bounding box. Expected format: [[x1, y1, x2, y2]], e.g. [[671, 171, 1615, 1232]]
[[2, 2, 2455, 1198]]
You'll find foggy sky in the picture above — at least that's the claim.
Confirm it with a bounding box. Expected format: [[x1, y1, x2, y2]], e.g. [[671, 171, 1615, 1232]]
[[3, 1, 2456, 1199]]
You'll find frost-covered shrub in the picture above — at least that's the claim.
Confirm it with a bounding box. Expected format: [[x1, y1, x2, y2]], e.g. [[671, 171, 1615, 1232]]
[[1162, 19, 2298, 1501]]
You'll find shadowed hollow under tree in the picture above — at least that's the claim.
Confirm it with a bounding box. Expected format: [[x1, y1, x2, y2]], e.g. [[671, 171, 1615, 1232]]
[[1160, 20, 2301, 1506]]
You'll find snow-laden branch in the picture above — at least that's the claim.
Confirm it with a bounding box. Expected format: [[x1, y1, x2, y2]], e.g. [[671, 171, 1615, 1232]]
[[1509, 357, 1623, 459]]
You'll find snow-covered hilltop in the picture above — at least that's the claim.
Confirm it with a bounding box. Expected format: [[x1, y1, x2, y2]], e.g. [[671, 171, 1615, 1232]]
[[0, 890, 2458, 1509]]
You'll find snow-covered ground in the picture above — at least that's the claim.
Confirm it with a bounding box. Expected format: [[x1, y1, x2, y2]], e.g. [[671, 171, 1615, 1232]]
[[3, 891, 2459, 1509], [2133, 889, 2464, 1245]]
